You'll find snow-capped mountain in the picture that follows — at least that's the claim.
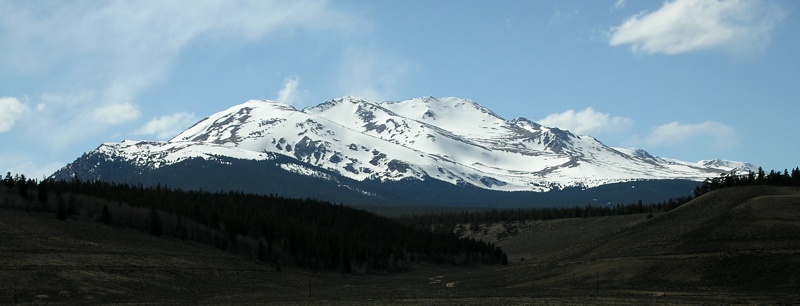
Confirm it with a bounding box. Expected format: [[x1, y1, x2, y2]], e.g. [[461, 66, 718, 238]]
[[52, 96, 756, 206]]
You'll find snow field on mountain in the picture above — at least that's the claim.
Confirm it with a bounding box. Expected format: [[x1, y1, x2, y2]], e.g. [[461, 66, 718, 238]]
[[95, 96, 756, 192]]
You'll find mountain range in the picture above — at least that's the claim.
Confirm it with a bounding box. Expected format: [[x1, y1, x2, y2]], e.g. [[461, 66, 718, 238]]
[[51, 96, 755, 207]]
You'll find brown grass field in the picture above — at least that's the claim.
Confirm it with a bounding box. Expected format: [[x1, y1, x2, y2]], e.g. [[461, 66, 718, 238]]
[[2, 185, 799, 304]]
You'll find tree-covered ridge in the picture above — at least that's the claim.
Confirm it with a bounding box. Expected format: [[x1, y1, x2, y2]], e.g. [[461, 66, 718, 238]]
[[693, 167, 800, 197], [1, 172, 507, 273], [395, 197, 692, 234], [397, 167, 800, 233]]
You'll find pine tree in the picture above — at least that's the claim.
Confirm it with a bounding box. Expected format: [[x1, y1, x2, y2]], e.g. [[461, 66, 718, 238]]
[[341, 246, 352, 274], [149, 206, 163, 236], [16, 174, 28, 199], [38, 181, 49, 208], [66, 195, 76, 217], [56, 198, 67, 221], [100, 204, 112, 226], [3, 172, 13, 187], [177, 217, 187, 240], [257, 241, 268, 262], [769, 170, 778, 185]]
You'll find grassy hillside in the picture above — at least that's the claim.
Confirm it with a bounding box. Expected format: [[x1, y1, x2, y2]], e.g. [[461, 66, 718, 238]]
[[2, 185, 799, 304], [0, 176, 507, 274], [485, 185, 800, 294], [0, 208, 312, 304]]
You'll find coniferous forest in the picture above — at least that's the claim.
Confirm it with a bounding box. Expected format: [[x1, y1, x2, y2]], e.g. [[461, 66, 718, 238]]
[[692, 167, 800, 196], [2, 167, 797, 274], [395, 193, 695, 235], [0, 172, 508, 273], [397, 167, 800, 233]]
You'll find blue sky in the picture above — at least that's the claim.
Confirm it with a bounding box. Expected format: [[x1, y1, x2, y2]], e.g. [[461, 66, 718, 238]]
[[1, 0, 798, 179]]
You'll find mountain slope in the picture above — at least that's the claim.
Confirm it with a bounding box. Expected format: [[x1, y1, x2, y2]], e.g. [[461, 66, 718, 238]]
[[52, 96, 755, 206], [491, 185, 800, 292]]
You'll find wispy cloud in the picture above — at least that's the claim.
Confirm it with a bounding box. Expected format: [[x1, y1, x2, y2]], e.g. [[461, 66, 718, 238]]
[[337, 47, 413, 102], [539, 107, 634, 136], [276, 76, 305, 106], [613, 0, 628, 11], [644, 121, 737, 149], [549, 4, 580, 27], [92, 103, 141, 125], [609, 0, 784, 56], [0, 97, 27, 133], [0, 0, 358, 141], [134, 112, 197, 140]]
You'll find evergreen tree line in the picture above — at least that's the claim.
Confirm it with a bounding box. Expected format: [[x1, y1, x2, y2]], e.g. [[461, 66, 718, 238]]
[[1, 172, 508, 273], [692, 167, 800, 197], [396, 196, 693, 234], [397, 166, 800, 233]]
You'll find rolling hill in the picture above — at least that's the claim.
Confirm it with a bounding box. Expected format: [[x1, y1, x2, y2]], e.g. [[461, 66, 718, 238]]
[[488, 185, 800, 294], [2, 185, 798, 304]]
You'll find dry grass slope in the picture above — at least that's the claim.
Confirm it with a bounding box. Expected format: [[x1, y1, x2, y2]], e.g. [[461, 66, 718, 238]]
[[1, 185, 799, 304], [0, 208, 313, 304], [491, 185, 800, 295]]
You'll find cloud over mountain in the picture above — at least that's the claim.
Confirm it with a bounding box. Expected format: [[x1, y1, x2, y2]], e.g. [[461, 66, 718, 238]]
[[645, 121, 737, 149], [539, 107, 633, 136], [134, 112, 197, 140]]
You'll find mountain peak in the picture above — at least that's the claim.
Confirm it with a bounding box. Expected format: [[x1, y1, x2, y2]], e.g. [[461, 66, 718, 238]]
[[382, 96, 502, 118], [331, 95, 372, 105], [55, 96, 755, 200], [236, 99, 294, 108], [170, 98, 299, 143], [698, 159, 757, 172]]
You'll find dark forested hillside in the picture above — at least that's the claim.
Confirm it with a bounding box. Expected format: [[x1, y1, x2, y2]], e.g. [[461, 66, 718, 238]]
[[398, 167, 800, 236], [693, 167, 800, 196], [1, 172, 507, 273], [395, 196, 692, 234], [52, 154, 705, 208]]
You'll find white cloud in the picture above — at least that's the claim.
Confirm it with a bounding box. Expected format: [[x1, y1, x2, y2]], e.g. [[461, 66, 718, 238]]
[[0, 97, 27, 133], [337, 47, 413, 102], [609, 0, 784, 55], [645, 121, 737, 149], [276, 76, 303, 106], [539, 107, 634, 136], [134, 112, 197, 140], [0, 1, 358, 141], [91, 103, 141, 125]]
